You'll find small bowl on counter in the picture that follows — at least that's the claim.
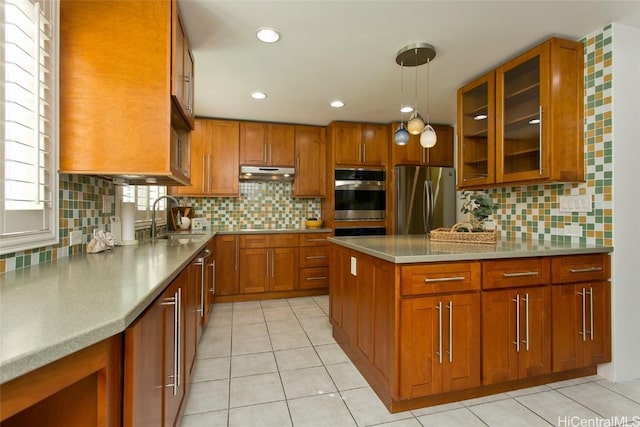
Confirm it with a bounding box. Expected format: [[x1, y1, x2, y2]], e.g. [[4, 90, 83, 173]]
[[304, 218, 323, 229]]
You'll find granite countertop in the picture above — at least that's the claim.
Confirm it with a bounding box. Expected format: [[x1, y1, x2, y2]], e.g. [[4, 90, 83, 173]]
[[0, 233, 214, 384], [213, 227, 332, 234], [0, 227, 332, 384], [328, 234, 613, 264]]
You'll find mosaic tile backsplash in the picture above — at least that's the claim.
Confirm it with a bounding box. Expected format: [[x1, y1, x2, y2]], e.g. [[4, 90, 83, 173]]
[[177, 182, 322, 230], [483, 25, 613, 247], [0, 25, 615, 273]]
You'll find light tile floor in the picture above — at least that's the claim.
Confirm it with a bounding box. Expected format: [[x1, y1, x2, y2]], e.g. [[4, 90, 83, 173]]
[[182, 295, 640, 427]]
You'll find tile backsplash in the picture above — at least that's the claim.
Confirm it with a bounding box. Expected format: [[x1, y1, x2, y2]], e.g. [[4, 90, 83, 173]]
[[485, 25, 613, 247], [177, 182, 322, 230]]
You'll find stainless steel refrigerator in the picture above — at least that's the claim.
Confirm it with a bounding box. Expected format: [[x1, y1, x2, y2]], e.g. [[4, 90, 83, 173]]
[[395, 166, 457, 235]]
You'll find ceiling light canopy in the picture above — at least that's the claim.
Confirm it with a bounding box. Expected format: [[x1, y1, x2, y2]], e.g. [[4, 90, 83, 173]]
[[251, 91, 267, 99], [330, 100, 345, 108], [256, 27, 280, 43]]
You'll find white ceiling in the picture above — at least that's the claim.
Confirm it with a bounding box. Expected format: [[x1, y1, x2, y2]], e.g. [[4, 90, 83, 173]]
[[180, 1, 640, 127]]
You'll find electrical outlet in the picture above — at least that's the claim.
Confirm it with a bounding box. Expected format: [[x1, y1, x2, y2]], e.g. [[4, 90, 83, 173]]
[[559, 195, 592, 212], [564, 225, 583, 237], [70, 230, 83, 245]]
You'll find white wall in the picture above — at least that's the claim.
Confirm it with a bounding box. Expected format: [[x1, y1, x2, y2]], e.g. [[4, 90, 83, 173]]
[[599, 23, 640, 382]]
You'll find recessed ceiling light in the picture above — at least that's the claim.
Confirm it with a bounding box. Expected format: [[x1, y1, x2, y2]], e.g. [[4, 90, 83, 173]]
[[256, 27, 280, 43], [400, 106, 413, 113], [330, 100, 345, 108], [251, 92, 267, 100]]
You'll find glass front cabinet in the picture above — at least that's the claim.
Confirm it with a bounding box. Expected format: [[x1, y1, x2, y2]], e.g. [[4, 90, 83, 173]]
[[458, 37, 584, 189]]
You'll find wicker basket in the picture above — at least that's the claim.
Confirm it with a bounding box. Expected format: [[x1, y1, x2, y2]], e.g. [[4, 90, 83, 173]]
[[429, 222, 496, 244]]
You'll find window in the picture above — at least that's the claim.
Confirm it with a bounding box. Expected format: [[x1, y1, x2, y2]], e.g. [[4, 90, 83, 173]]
[[121, 185, 168, 226], [1, 0, 58, 255]]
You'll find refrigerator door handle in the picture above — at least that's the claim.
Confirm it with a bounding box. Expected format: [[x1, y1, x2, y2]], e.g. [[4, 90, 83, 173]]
[[424, 180, 434, 233]]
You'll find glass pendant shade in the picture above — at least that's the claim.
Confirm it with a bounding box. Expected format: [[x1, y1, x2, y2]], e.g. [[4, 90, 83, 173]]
[[420, 124, 437, 148], [407, 112, 425, 135], [394, 123, 410, 145]]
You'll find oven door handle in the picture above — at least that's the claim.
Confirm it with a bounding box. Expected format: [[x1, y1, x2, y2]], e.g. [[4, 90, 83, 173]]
[[335, 181, 385, 191]]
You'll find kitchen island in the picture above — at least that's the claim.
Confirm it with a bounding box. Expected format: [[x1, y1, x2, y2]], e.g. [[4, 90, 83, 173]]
[[328, 235, 613, 412]]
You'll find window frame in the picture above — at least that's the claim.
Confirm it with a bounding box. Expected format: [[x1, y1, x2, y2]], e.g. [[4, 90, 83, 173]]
[[1, 0, 59, 255]]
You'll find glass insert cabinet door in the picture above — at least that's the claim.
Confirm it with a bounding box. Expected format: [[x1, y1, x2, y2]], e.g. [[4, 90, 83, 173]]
[[457, 72, 495, 187], [496, 49, 545, 182]]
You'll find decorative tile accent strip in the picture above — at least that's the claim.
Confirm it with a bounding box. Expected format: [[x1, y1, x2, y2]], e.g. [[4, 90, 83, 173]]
[[177, 182, 322, 230], [483, 25, 613, 246]]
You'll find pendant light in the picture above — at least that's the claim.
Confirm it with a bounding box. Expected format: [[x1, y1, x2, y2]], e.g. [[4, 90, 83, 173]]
[[395, 43, 436, 136], [394, 61, 410, 145], [420, 57, 438, 148]]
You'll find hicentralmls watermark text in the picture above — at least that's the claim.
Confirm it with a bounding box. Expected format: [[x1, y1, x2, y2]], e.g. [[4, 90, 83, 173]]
[[558, 415, 640, 427]]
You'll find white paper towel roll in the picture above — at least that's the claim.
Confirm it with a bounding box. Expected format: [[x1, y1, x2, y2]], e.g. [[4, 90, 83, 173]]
[[121, 202, 136, 243]]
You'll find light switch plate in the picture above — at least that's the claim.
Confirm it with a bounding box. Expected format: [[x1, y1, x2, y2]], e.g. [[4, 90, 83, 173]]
[[559, 195, 592, 212], [350, 256, 357, 276]]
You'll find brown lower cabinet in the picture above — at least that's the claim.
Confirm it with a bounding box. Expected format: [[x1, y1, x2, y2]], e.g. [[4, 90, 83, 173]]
[[329, 244, 611, 413], [215, 232, 330, 302], [124, 264, 197, 427]]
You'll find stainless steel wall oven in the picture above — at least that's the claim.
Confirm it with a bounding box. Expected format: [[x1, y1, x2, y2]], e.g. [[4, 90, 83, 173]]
[[334, 168, 386, 221]]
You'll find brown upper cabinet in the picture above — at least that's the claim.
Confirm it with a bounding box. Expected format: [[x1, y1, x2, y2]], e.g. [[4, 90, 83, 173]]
[[329, 122, 389, 167], [172, 7, 195, 129], [390, 123, 454, 167], [240, 122, 295, 167], [458, 37, 584, 189], [294, 126, 326, 197], [170, 119, 239, 197], [59, 0, 193, 186]]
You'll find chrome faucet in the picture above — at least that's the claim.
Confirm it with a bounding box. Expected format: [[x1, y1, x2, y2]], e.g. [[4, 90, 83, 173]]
[[151, 195, 181, 239]]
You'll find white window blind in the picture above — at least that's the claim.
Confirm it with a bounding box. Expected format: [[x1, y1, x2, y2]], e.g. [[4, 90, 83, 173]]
[[122, 185, 167, 223], [1, 0, 58, 255]]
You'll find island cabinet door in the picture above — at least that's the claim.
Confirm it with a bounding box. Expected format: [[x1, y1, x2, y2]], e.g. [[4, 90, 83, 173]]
[[482, 286, 551, 385], [551, 281, 611, 371], [399, 292, 480, 399]]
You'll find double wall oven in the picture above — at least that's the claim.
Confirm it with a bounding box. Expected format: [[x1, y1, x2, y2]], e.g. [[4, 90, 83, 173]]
[[333, 168, 386, 236]]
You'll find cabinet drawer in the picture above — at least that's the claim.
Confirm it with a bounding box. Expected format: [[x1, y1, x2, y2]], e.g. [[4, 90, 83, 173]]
[[240, 233, 299, 248], [269, 233, 299, 248], [551, 254, 609, 284], [299, 267, 329, 290], [300, 246, 329, 268], [300, 233, 330, 246], [240, 234, 267, 248], [482, 258, 550, 289], [401, 262, 481, 296]]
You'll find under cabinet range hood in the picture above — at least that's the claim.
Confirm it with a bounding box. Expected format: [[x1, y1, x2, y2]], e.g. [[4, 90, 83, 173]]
[[239, 166, 295, 182]]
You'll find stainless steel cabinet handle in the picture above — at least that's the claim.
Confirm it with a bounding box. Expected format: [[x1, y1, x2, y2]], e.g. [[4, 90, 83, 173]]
[[306, 276, 327, 281], [162, 291, 179, 395], [523, 293, 530, 351], [447, 300, 453, 363], [513, 294, 520, 352], [210, 263, 217, 291], [578, 288, 587, 341], [266, 250, 270, 277], [424, 276, 465, 283], [306, 255, 327, 260], [207, 154, 212, 192], [538, 105, 543, 175], [362, 143, 366, 163], [271, 249, 275, 278], [588, 287, 594, 340], [436, 301, 443, 364], [234, 237, 239, 272], [201, 155, 206, 191], [570, 267, 603, 273], [200, 262, 205, 317], [177, 287, 182, 389], [503, 271, 538, 278]]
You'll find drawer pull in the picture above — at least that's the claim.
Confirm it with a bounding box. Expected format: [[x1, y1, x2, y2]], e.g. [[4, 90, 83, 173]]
[[306, 255, 327, 260], [503, 271, 538, 278], [424, 276, 465, 283], [569, 266, 603, 274], [306, 276, 327, 281]]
